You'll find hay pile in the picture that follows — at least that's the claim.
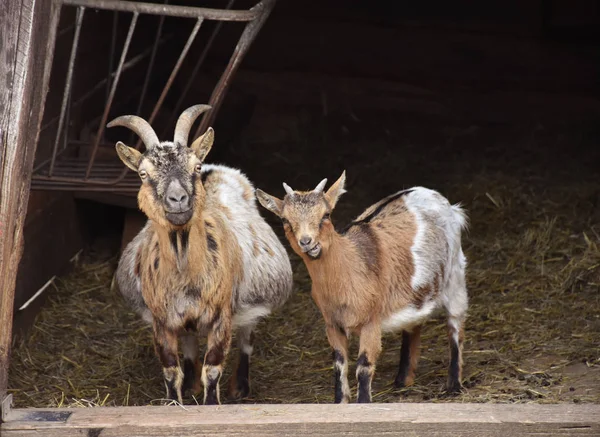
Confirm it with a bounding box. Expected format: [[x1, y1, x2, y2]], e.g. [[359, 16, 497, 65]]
[[9, 113, 600, 407]]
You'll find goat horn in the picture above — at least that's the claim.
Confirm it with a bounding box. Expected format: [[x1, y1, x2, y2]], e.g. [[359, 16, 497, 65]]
[[314, 178, 328, 193], [107, 116, 159, 150], [282, 182, 295, 197], [174, 104, 212, 147]]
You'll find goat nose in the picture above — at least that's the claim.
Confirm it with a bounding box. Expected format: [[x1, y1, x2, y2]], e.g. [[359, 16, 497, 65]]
[[168, 191, 188, 204], [299, 236, 312, 247], [165, 180, 190, 210]]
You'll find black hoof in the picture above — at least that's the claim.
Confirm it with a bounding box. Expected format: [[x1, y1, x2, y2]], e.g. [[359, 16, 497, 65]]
[[394, 377, 407, 389], [237, 380, 250, 399], [446, 380, 464, 395]]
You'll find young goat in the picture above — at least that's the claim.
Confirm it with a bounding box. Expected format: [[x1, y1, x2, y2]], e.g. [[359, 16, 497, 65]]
[[256, 172, 468, 403], [110, 105, 293, 404]]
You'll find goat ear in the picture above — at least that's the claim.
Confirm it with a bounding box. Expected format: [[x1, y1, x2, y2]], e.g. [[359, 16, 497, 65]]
[[256, 189, 284, 217], [190, 127, 214, 162], [115, 141, 143, 171], [325, 170, 347, 209]]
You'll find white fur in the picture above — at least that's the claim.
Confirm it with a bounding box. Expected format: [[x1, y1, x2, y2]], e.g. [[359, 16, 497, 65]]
[[334, 359, 351, 402], [382, 300, 439, 333], [232, 305, 272, 329], [202, 164, 293, 316], [388, 187, 468, 332]]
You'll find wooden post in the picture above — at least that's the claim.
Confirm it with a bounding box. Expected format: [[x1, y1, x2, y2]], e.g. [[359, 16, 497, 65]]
[[2, 403, 600, 436], [0, 0, 60, 405]]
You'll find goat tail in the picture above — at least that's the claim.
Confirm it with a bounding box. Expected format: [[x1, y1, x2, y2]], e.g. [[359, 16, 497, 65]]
[[451, 203, 469, 232]]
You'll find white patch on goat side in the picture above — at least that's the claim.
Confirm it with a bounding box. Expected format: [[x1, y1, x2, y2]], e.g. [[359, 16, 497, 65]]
[[409, 210, 429, 290], [404, 188, 440, 291], [233, 305, 271, 328], [381, 300, 438, 333]]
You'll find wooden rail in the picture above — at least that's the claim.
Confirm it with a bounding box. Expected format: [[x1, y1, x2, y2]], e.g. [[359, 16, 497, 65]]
[[2, 402, 599, 436]]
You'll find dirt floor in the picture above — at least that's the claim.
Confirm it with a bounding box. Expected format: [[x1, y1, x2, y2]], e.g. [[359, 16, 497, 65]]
[[9, 111, 600, 407]]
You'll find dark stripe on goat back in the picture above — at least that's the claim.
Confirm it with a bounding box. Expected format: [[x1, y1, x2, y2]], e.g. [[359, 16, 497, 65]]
[[341, 189, 413, 233], [346, 223, 380, 275]]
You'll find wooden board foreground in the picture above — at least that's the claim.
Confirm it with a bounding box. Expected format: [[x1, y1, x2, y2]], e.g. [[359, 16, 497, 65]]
[[2, 402, 599, 436]]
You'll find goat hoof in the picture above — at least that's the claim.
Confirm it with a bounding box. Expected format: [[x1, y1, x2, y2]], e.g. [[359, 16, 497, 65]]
[[445, 381, 464, 395], [393, 375, 414, 389], [394, 380, 406, 389]]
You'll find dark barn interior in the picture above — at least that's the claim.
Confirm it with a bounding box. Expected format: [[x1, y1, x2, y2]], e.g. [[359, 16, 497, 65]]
[[7, 0, 600, 407]]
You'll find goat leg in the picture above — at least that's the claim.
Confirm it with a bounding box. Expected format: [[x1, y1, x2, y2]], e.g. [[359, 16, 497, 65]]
[[154, 323, 183, 404], [202, 314, 232, 405]]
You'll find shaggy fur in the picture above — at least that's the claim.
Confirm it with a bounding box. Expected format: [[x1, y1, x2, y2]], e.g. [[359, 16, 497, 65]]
[[112, 107, 293, 404]]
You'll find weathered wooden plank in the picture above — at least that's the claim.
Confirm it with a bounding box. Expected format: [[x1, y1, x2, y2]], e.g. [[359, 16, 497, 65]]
[[0, 0, 60, 402], [2, 403, 599, 436]]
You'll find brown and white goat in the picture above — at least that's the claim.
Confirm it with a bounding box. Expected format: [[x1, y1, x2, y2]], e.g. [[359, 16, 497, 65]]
[[110, 105, 292, 404], [256, 172, 468, 403]]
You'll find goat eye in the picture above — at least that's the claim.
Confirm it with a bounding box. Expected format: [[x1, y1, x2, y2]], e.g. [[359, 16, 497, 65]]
[[195, 164, 202, 173], [322, 213, 331, 222], [281, 218, 290, 226], [139, 170, 147, 179]]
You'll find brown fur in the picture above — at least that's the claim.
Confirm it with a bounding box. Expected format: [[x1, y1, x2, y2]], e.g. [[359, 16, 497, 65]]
[[403, 325, 422, 387], [256, 172, 466, 402], [285, 195, 418, 332], [133, 169, 242, 403], [115, 125, 244, 405]]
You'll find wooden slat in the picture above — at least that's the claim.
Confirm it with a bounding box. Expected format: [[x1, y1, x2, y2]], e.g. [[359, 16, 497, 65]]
[[0, 0, 60, 403], [2, 403, 600, 436]]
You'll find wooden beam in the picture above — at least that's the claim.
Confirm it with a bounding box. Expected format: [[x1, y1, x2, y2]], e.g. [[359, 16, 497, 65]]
[[2, 403, 599, 436], [0, 0, 60, 402]]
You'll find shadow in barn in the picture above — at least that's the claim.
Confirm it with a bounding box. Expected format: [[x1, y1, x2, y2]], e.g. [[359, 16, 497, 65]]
[[7, 0, 600, 408]]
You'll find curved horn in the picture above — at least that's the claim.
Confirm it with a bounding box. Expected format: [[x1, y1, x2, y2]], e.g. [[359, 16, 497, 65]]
[[107, 116, 159, 150], [314, 178, 328, 193], [174, 104, 212, 146], [282, 182, 294, 197]]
